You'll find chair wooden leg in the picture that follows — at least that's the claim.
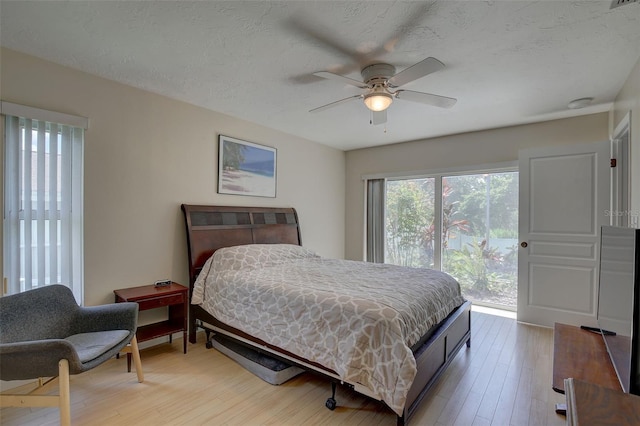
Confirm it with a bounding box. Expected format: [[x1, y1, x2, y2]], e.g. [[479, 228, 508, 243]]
[[58, 359, 71, 426], [0, 368, 67, 424], [130, 336, 144, 383]]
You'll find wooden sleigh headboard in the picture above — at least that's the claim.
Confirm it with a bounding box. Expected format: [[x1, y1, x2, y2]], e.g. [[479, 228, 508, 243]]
[[181, 205, 302, 288]]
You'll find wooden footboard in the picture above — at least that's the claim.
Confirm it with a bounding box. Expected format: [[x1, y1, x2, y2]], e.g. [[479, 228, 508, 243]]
[[400, 300, 472, 425]]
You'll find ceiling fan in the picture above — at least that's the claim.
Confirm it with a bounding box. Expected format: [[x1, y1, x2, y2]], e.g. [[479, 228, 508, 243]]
[[310, 57, 457, 125]]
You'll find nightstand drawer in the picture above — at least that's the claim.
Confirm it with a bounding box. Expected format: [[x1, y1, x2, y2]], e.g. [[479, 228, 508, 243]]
[[137, 293, 184, 311]]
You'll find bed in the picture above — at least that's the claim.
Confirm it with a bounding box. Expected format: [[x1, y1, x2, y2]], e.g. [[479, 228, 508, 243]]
[[181, 204, 471, 425]]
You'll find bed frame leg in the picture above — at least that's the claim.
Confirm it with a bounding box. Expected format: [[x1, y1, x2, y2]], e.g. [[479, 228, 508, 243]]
[[325, 382, 337, 411], [188, 319, 197, 344], [205, 331, 214, 349]]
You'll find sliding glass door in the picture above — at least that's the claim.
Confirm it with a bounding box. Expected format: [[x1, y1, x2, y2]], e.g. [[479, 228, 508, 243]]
[[383, 171, 518, 310], [440, 173, 518, 309]]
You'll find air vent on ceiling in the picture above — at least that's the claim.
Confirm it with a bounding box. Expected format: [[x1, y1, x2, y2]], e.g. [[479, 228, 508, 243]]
[[610, 0, 638, 9]]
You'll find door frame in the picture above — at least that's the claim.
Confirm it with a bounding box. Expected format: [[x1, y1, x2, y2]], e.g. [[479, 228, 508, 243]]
[[611, 112, 631, 227]]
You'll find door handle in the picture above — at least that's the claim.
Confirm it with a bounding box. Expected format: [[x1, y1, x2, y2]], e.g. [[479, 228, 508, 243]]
[[521, 242, 528, 248]]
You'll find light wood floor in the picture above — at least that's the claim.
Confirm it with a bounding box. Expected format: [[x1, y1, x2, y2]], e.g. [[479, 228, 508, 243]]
[[0, 311, 566, 425]]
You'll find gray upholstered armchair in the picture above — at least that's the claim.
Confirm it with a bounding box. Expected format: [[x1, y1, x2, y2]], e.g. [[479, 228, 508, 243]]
[[0, 284, 144, 425]]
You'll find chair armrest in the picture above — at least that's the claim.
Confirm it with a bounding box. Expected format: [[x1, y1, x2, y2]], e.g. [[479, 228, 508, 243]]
[[0, 340, 84, 380], [72, 302, 139, 335]]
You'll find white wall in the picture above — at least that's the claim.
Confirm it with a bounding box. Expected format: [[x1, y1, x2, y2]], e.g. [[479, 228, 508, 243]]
[[344, 113, 610, 260], [0, 47, 346, 305], [611, 55, 640, 220]]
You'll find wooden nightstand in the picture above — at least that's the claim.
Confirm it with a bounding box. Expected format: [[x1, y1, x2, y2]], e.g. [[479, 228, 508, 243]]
[[114, 282, 188, 368]]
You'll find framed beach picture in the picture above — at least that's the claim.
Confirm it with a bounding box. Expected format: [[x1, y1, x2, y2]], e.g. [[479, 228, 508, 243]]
[[218, 135, 277, 197]]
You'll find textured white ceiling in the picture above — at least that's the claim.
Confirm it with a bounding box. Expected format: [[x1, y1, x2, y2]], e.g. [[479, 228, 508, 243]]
[[1, 1, 639, 151]]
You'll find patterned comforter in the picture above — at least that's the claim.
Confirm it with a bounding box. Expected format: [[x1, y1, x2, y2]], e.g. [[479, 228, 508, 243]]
[[192, 244, 465, 416]]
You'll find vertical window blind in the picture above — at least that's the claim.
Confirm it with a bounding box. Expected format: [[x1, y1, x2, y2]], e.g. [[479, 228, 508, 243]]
[[3, 104, 85, 303], [366, 178, 385, 263]]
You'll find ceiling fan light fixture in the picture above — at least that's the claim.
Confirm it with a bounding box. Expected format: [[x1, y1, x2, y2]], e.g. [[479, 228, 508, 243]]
[[364, 92, 393, 112]]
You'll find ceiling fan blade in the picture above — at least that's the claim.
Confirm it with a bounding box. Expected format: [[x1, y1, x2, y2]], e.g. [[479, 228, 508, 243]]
[[371, 110, 387, 126], [394, 90, 457, 109], [388, 57, 445, 88], [313, 71, 368, 89], [283, 17, 366, 72], [378, 3, 436, 55], [309, 95, 362, 113]]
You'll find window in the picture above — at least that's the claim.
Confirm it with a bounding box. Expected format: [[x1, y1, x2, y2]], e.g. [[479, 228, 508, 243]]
[[385, 177, 436, 268], [440, 173, 518, 309], [367, 167, 518, 310], [3, 102, 85, 303]]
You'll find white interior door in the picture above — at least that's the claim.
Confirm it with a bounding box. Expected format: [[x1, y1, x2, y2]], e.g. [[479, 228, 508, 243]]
[[518, 141, 610, 327]]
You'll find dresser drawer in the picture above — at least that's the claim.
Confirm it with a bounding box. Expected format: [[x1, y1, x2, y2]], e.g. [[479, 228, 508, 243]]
[[136, 293, 184, 311]]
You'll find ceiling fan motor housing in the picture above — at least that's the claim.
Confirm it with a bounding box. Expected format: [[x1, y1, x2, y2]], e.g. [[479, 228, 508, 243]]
[[361, 63, 396, 85]]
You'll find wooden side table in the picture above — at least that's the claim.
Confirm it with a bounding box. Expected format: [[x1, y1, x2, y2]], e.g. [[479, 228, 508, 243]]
[[552, 323, 622, 415], [114, 282, 189, 370], [564, 378, 640, 425], [552, 323, 620, 394]]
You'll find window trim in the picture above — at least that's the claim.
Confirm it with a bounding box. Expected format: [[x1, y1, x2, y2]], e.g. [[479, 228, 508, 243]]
[[362, 160, 518, 182], [1, 102, 89, 130]]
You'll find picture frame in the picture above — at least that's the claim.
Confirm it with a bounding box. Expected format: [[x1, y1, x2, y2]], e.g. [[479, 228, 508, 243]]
[[218, 135, 277, 198]]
